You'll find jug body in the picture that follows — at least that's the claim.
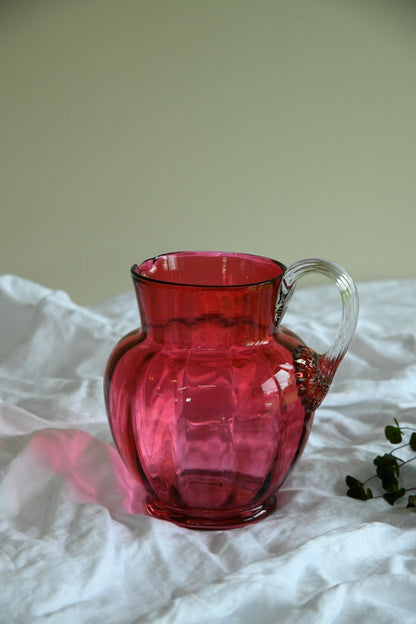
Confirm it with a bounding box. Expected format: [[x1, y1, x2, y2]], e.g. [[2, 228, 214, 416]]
[[105, 252, 358, 529]]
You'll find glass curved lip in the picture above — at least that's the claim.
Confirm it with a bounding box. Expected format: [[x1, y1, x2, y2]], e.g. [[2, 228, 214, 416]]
[[131, 251, 286, 288]]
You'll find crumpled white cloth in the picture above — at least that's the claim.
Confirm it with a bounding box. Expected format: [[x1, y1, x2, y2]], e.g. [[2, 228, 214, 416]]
[[1, 274, 416, 623]]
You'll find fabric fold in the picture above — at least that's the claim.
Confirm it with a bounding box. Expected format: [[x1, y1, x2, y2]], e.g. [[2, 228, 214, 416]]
[[1, 275, 416, 623]]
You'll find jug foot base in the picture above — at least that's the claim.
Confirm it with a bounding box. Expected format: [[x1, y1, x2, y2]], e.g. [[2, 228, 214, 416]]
[[146, 496, 276, 530]]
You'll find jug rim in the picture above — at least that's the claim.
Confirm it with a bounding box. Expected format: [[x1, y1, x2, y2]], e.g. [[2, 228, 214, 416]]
[[131, 251, 286, 288]]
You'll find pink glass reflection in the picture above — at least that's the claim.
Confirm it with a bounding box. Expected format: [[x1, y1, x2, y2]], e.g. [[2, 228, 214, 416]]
[[30, 428, 146, 515]]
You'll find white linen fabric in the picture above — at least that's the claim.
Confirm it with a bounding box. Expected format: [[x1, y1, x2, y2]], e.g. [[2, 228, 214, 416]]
[[1, 274, 416, 623]]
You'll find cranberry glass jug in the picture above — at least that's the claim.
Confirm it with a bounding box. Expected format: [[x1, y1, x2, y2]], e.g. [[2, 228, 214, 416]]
[[105, 252, 358, 529]]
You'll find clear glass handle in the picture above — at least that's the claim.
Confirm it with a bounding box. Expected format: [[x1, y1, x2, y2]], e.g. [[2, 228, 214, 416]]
[[275, 258, 359, 409]]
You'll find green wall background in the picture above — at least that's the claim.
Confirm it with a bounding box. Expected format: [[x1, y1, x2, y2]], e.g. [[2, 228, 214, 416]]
[[1, 0, 415, 304]]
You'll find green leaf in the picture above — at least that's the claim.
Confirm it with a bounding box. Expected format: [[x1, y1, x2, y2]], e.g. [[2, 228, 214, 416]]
[[346, 416, 416, 509], [407, 495, 416, 508], [347, 485, 372, 501], [382, 488, 406, 505], [346, 475, 363, 488], [374, 453, 396, 467], [381, 476, 399, 492], [374, 454, 400, 480], [385, 424, 403, 444]]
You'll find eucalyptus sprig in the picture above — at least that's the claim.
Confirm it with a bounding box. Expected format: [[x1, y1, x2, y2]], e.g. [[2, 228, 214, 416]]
[[346, 418, 416, 508]]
